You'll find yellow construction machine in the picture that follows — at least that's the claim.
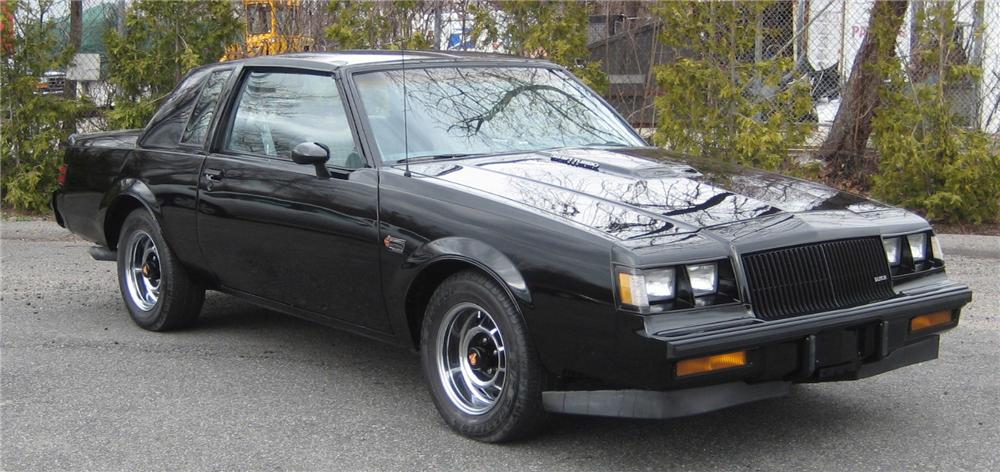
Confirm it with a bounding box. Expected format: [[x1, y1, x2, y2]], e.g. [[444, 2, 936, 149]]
[[222, 0, 314, 61]]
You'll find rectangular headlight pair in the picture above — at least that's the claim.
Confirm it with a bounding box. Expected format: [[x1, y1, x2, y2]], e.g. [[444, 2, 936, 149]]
[[617, 261, 723, 310], [882, 231, 940, 268]]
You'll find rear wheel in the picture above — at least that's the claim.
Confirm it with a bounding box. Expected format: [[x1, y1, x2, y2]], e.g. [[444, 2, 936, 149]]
[[420, 270, 548, 442], [117, 209, 204, 331]]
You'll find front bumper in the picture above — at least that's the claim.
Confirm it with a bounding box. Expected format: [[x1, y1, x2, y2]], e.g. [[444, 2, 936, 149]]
[[654, 281, 969, 362], [544, 334, 940, 418], [544, 280, 971, 418]]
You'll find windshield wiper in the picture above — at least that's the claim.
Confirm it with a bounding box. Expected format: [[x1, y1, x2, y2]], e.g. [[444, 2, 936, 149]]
[[394, 153, 482, 164], [581, 141, 632, 147]]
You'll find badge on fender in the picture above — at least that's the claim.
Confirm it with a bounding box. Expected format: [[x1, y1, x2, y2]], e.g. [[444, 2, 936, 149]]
[[383, 235, 406, 254]]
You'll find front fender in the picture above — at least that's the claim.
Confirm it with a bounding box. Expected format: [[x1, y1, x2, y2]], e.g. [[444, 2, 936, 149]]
[[410, 237, 531, 305], [383, 236, 533, 348]]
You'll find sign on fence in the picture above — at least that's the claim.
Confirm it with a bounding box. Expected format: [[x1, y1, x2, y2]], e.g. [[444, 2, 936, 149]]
[[67, 53, 100, 81]]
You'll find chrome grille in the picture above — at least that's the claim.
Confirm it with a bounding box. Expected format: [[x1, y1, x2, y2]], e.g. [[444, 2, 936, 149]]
[[741, 237, 895, 320]]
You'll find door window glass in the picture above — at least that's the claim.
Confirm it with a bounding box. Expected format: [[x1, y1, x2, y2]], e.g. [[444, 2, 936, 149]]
[[181, 69, 232, 145], [225, 71, 362, 169]]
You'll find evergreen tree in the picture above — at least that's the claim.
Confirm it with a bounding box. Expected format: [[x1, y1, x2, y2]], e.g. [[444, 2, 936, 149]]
[[104, 0, 240, 129]]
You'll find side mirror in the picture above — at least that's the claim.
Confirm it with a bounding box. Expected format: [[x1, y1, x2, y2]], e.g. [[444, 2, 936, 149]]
[[292, 142, 331, 179]]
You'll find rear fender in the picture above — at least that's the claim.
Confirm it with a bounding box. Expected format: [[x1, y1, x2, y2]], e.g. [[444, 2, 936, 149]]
[[99, 178, 160, 249]]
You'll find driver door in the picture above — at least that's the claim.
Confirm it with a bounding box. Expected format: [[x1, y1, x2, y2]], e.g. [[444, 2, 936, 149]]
[[197, 68, 388, 332]]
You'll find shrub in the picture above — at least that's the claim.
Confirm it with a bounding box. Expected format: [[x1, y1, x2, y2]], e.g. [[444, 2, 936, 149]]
[[872, 85, 1000, 223], [871, 3, 1000, 224], [1, 0, 90, 213], [470, 0, 608, 94], [104, 0, 240, 129], [651, 1, 814, 171]]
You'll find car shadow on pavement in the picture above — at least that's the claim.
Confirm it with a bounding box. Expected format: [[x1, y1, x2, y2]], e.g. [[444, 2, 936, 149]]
[[184, 292, 893, 455], [189, 291, 426, 377]]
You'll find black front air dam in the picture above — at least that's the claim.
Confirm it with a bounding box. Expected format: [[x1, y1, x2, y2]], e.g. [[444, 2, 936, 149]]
[[855, 334, 939, 379], [542, 381, 789, 419]]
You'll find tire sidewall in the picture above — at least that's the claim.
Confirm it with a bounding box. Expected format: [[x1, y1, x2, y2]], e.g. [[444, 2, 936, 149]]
[[117, 210, 173, 330], [421, 273, 538, 439]]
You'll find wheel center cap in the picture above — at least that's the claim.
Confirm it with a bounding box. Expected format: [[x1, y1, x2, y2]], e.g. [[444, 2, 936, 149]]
[[142, 262, 160, 280], [467, 344, 497, 374]]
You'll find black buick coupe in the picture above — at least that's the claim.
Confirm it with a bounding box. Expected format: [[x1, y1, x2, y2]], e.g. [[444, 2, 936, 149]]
[[53, 51, 972, 442]]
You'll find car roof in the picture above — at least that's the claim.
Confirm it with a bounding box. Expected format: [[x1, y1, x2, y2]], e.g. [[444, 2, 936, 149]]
[[216, 50, 558, 71]]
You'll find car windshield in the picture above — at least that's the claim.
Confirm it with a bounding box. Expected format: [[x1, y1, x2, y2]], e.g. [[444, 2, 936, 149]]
[[353, 66, 645, 164]]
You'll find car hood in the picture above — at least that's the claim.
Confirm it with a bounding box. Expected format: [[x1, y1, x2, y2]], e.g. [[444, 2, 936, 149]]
[[409, 147, 905, 241]]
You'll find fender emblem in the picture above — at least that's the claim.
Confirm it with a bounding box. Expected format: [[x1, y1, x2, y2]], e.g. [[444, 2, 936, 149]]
[[383, 235, 406, 254], [874, 275, 888, 282]]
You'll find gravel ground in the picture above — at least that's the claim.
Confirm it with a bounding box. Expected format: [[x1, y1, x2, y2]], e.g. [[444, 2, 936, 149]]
[[2, 220, 998, 471]]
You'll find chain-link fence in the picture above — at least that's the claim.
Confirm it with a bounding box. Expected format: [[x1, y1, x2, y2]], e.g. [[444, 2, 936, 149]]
[[21, 0, 1000, 140], [28, 0, 124, 132], [588, 0, 1000, 145]]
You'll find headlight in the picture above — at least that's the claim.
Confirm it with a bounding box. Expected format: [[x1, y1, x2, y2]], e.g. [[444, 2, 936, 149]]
[[687, 263, 718, 296], [645, 268, 676, 302], [907, 233, 927, 261], [616, 261, 734, 312], [882, 231, 941, 277], [883, 237, 901, 266]]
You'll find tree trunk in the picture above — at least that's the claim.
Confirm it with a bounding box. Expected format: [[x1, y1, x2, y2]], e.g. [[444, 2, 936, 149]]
[[63, 0, 82, 134], [819, 0, 908, 184]]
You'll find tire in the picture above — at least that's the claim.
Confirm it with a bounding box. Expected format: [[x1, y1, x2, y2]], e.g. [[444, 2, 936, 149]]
[[116, 209, 204, 331], [420, 270, 548, 442]]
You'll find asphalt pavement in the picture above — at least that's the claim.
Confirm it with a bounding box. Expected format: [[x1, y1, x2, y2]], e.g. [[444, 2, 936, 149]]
[[2, 219, 998, 471]]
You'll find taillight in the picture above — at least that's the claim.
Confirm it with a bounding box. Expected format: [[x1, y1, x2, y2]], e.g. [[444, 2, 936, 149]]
[[57, 164, 68, 186]]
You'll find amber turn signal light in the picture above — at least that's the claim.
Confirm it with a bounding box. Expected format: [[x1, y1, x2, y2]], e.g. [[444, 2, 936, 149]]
[[910, 310, 953, 332], [676, 350, 747, 377]]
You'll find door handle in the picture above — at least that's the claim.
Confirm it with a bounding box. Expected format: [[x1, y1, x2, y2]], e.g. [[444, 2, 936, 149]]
[[203, 169, 224, 182]]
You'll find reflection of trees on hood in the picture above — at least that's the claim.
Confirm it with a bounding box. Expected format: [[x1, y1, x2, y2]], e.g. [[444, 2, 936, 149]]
[[493, 159, 775, 230], [507, 171, 672, 240]]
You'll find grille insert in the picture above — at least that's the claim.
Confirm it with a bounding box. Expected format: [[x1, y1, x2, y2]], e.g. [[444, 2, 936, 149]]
[[742, 237, 895, 320]]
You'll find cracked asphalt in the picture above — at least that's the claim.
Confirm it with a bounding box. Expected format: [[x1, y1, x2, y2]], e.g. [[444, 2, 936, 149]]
[[2, 219, 998, 471]]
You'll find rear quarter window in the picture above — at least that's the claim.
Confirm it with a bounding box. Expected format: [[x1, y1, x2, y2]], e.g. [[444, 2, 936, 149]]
[[139, 68, 216, 149], [181, 69, 233, 146]]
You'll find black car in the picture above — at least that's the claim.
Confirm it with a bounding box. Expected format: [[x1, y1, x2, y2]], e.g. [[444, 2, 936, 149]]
[[53, 51, 972, 442]]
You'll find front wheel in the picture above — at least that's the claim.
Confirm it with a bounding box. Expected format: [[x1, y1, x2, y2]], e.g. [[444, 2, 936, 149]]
[[420, 271, 548, 442], [117, 209, 204, 331]]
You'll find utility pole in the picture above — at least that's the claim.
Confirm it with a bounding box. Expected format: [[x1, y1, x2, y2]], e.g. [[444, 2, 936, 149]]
[[64, 0, 82, 134], [970, 0, 985, 129], [794, 0, 807, 68], [460, 0, 468, 51], [65, 0, 81, 101], [433, 1, 442, 50]]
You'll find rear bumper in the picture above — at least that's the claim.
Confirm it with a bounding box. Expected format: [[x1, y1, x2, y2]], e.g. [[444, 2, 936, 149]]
[[544, 335, 940, 418], [51, 191, 65, 228]]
